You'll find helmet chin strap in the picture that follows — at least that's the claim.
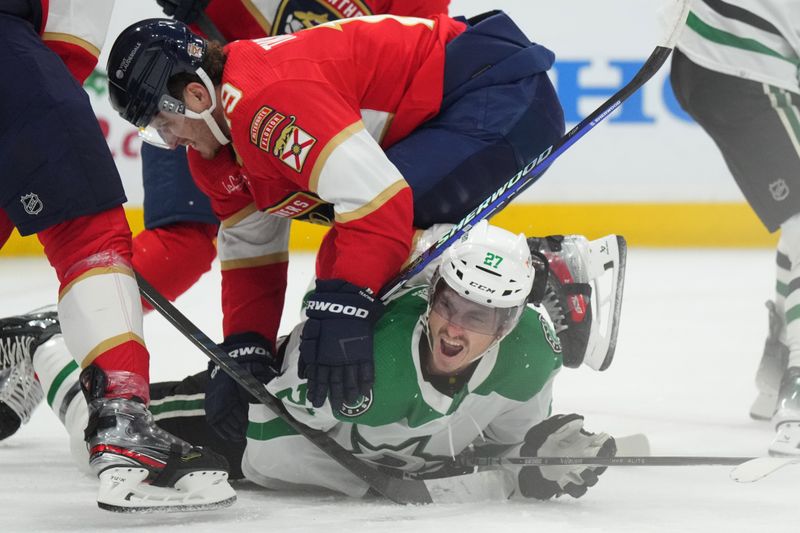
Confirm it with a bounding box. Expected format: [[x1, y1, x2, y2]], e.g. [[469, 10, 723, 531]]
[[183, 67, 230, 146]]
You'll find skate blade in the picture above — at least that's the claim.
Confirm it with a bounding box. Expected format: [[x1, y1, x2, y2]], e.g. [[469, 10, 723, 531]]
[[583, 235, 627, 371], [96, 467, 237, 513]]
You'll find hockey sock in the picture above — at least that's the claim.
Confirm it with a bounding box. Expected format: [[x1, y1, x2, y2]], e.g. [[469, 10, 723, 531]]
[[31, 333, 90, 470], [38, 207, 150, 388]]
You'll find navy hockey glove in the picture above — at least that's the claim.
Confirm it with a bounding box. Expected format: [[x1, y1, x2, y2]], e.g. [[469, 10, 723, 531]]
[[205, 332, 279, 442], [518, 414, 616, 500], [299, 279, 384, 411], [156, 0, 210, 23]]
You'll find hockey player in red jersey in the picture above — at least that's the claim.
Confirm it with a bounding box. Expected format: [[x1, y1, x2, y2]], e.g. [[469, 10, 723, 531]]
[[0, 0, 233, 512], [133, 0, 452, 310], [106, 12, 565, 426]]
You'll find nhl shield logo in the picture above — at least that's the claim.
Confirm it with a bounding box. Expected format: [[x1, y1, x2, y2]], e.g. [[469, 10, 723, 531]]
[[20, 193, 43, 215], [769, 179, 790, 201]]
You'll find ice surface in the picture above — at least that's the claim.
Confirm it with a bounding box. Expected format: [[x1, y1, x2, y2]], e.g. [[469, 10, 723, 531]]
[[0, 249, 795, 532]]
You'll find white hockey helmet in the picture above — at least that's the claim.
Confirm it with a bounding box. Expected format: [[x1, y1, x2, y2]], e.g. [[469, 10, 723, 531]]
[[428, 220, 534, 337]]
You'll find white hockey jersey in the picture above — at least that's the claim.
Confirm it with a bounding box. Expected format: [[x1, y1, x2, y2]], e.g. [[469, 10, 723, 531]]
[[241, 287, 562, 497], [676, 0, 800, 94]]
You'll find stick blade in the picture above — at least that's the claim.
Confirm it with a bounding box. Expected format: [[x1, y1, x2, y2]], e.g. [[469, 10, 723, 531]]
[[730, 456, 800, 483], [424, 470, 514, 503]]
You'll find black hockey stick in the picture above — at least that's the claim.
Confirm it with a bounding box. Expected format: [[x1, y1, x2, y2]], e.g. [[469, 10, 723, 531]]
[[457, 455, 754, 467], [135, 272, 433, 504], [378, 0, 690, 301], [456, 453, 800, 482]]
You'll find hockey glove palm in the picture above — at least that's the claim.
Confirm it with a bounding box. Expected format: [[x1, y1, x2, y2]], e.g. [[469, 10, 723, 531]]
[[517, 413, 616, 499], [299, 279, 384, 411], [156, 0, 210, 24], [206, 332, 279, 442]]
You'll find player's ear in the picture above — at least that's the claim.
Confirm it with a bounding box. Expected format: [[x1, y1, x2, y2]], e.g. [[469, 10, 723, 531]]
[[184, 81, 210, 108]]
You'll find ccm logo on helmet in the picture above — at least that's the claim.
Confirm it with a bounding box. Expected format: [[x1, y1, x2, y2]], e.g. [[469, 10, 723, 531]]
[[307, 301, 369, 318], [469, 281, 496, 294]]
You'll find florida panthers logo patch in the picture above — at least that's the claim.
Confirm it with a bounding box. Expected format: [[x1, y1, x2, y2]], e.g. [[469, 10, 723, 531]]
[[339, 390, 373, 417], [273, 120, 316, 173], [271, 0, 373, 35], [250, 106, 288, 153]]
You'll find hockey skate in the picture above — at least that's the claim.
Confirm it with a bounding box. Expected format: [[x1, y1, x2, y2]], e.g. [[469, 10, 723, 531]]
[[528, 234, 627, 370], [750, 301, 789, 420], [769, 367, 800, 456], [80, 365, 236, 513], [0, 309, 60, 440]]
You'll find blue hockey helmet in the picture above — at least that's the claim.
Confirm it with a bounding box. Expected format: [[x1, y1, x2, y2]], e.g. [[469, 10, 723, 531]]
[[107, 18, 207, 128]]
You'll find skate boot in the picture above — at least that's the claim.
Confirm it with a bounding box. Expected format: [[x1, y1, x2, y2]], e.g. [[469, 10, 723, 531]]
[[80, 365, 236, 512], [750, 301, 789, 420], [527, 235, 627, 370], [0, 308, 60, 440], [769, 367, 800, 456]]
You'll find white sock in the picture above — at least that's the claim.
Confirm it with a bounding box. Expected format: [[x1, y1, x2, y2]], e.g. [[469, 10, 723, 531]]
[[32, 334, 90, 472]]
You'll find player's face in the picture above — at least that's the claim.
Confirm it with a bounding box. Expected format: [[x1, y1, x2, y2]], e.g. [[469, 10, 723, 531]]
[[140, 84, 224, 158], [426, 286, 499, 376], [144, 111, 219, 157]]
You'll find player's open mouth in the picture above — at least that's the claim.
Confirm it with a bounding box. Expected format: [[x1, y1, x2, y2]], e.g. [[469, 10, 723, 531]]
[[440, 338, 463, 358]]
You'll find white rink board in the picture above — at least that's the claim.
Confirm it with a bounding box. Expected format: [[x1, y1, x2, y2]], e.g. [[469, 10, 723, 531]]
[[91, 0, 739, 207]]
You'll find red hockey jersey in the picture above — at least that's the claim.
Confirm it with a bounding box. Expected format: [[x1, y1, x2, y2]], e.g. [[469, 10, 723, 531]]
[[189, 14, 465, 343]]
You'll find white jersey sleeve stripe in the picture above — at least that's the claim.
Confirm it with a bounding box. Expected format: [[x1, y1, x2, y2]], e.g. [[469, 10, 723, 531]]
[[217, 209, 290, 265], [334, 179, 407, 224], [314, 126, 409, 217], [44, 0, 115, 53], [308, 121, 364, 192]]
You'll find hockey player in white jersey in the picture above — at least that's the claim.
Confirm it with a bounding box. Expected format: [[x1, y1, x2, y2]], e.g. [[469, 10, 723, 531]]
[[0, 221, 619, 501], [670, 0, 800, 455]]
